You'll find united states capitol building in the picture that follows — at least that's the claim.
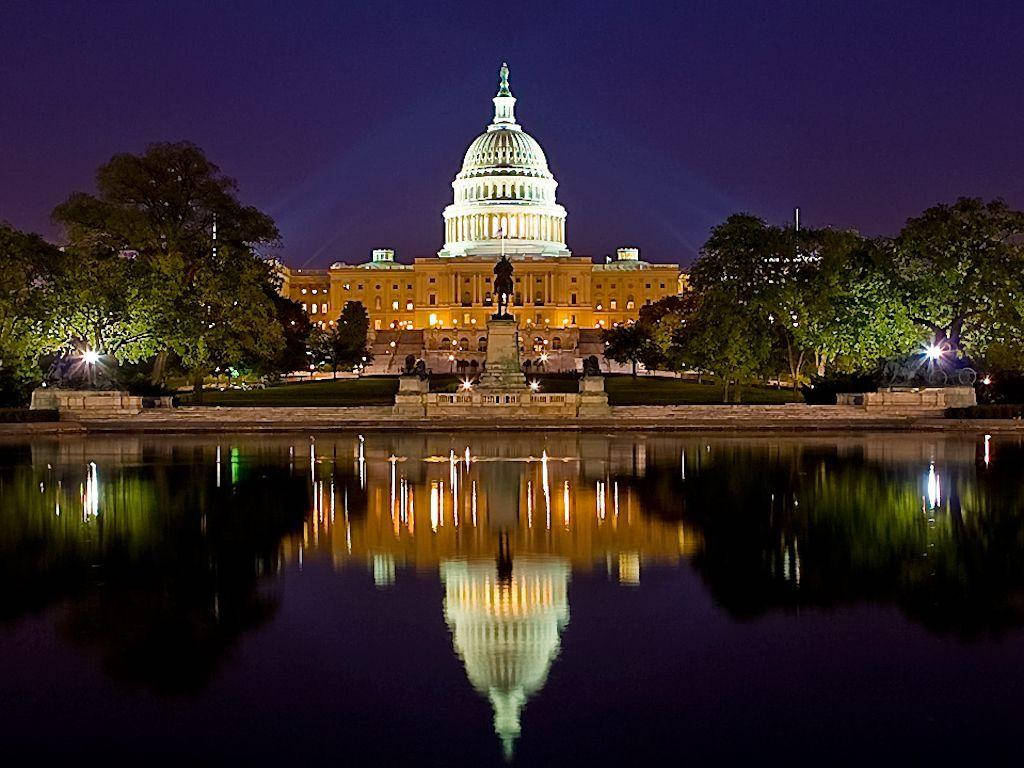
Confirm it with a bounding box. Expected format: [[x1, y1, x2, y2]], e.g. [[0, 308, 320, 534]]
[[279, 64, 682, 371]]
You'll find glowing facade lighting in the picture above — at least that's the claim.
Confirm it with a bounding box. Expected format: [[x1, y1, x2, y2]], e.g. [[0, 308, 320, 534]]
[[529, 379, 540, 392], [925, 344, 943, 361], [82, 349, 100, 364]]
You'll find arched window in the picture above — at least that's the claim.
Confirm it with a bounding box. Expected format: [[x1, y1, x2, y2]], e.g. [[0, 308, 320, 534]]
[[460, 337, 469, 349], [477, 336, 487, 352], [552, 336, 562, 350], [610, 299, 618, 310], [441, 337, 451, 349], [626, 296, 635, 310], [374, 296, 382, 310]]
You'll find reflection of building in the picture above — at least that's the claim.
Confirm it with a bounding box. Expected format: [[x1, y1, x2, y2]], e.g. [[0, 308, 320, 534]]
[[282, 434, 698, 576], [441, 557, 570, 759], [278, 65, 682, 372], [279, 434, 697, 759]]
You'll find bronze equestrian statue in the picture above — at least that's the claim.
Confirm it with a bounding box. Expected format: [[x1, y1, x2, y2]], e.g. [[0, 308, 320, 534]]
[[493, 254, 514, 319]]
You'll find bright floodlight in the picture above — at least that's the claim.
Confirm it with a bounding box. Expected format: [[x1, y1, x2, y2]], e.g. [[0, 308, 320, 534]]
[[529, 379, 540, 392], [82, 349, 100, 365], [982, 375, 992, 386], [539, 352, 549, 363], [459, 378, 473, 391], [924, 344, 943, 361]]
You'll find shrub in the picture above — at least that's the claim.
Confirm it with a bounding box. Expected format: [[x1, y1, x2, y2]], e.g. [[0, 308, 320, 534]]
[[0, 408, 58, 423], [801, 371, 880, 405], [946, 404, 1024, 419]]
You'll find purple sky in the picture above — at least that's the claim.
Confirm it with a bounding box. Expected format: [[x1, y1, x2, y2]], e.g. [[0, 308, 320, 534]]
[[2, 0, 1023, 268]]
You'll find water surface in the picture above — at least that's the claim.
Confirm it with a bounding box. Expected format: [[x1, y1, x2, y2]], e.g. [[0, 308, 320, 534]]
[[1, 431, 1022, 764]]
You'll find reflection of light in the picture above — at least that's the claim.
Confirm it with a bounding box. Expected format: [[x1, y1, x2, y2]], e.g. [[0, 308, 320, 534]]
[[430, 481, 440, 531], [216, 445, 221, 487], [984, 434, 991, 466], [926, 463, 941, 509], [596, 481, 606, 520], [83, 461, 99, 520], [563, 480, 570, 527], [372, 553, 396, 587], [618, 552, 640, 585], [541, 450, 551, 528]]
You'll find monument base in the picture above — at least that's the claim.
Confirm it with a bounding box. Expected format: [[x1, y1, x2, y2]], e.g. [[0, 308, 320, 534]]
[[393, 375, 429, 417], [577, 375, 611, 416], [478, 318, 527, 390], [30, 388, 143, 417], [838, 386, 976, 412]]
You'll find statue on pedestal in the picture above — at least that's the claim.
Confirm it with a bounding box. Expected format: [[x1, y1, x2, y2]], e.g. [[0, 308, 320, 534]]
[[493, 254, 514, 319]]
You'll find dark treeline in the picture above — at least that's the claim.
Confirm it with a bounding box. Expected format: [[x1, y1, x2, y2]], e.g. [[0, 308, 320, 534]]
[[0, 142, 373, 405], [602, 201, 1024, 402]]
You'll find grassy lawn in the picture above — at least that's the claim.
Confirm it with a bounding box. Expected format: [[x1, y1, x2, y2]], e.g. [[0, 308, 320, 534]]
[[185, 377, 399, 407], [603, 375, 801, 405], [184, 373, 801, 407]]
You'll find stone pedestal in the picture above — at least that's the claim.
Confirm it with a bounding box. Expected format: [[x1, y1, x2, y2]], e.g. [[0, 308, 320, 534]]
[[30, 388, 143, 417], [577, 375, 611, 416], [478, 318, 527, 390], [393, 375, 429, 417], [838, 386, 976, 412]]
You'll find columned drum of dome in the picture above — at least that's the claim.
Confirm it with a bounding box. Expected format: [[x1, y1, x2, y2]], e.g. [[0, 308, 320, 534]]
[[439, 63, 570, 258]]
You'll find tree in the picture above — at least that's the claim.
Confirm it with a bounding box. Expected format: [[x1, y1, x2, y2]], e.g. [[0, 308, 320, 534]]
[[889, 197, 1024, 357], [0, 225, 63, 403], [688, 214, 778, 398], [251, 292, 312, 376], [602, 322, 654, 376], [310, 301, 372, 378], [52, 142, 284, 398]]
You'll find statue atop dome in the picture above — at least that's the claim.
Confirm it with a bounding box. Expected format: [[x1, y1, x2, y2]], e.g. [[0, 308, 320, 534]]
[[497, 62, 512, 97]]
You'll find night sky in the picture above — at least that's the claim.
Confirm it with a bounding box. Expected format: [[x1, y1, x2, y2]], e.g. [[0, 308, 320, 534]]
[[2, 0, 1023, 268]]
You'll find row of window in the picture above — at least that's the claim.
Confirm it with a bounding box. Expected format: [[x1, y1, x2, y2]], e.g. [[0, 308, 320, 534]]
[[302, 303, 329, 314]]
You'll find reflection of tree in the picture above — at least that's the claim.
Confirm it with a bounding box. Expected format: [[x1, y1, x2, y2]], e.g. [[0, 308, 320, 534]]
[[0, 451, 308, 693], [617, 440, 1024, 638]]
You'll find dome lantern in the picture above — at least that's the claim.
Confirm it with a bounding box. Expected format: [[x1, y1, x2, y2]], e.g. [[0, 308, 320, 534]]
[[491, 62, 518, 129]]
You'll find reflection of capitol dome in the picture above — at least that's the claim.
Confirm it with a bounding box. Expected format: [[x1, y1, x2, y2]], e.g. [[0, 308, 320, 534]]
[[441, 556, 570, 759], [439, 63, 569, 259]]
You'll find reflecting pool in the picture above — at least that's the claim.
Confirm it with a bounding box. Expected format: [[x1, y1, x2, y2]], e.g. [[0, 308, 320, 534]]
[[1, 431, 1023, 763]]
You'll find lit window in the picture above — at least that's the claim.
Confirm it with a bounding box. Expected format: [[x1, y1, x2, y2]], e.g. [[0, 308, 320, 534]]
[[310, 304, 317, 314], [301, 303, 307, 311], [321, 303, 328, 313], [406, 300, 414, 310], [392, 300, 399, 310], [428, 313, 438, 325], [301, 288, 307, 295], [343, 283, 350, 290], [312, 289, 318, 295], [596, 302, 603, 311], [610, 299, 617, 310]]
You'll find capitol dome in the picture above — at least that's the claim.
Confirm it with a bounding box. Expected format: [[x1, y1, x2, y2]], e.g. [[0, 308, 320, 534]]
[[439, 64, 569, 258]]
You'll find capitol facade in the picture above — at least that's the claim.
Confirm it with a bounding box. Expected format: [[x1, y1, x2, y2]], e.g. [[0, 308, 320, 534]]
[[279, 64, 682, 371]]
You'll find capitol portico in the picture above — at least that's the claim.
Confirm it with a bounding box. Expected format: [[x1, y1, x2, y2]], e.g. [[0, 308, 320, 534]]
[[279, 64, 682, 371]]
